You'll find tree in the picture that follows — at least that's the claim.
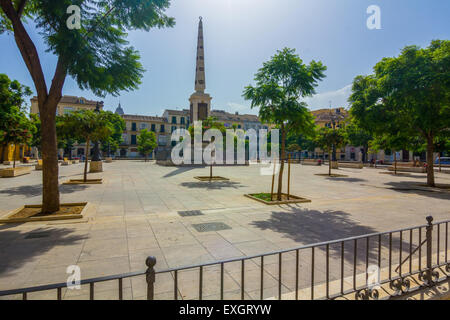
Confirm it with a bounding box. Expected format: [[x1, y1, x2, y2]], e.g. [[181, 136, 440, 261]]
[[344, 119, 373, 163], [315, 127, 346, 176], [0, 107, 32, 167], [58, 110, 113, 182], [100, 112, 125, 157], [137, 129, 157, 162], [350, 40, 450, 186], [243, 48, 326, 200], [0, 73, 31, 162], [0, 0, 174, 213]]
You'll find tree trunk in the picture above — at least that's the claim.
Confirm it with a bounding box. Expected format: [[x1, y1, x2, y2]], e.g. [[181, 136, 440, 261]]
[[426, 137, 435, 187], [0, 143, 5, 163], [41, 102, 60, 213], [0, 0, 66, 214], [394, 151, 397, 175], [84, 138, 90, 182], [210, 165, 213, 180], [328, 148, 332, 176], [276, 124, 286, 201], [13, 144, 17, 168]]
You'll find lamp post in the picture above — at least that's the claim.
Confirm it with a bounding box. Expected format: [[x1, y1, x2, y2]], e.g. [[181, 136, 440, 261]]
[[91, 102, 102, 162]]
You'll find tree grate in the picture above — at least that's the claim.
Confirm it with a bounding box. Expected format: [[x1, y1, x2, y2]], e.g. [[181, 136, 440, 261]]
[[178, 210, 204, 217], [192, 222, 231, 233]]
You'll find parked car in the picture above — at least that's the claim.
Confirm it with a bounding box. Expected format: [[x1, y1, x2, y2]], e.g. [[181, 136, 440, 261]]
[[435, 157, 450, 165]]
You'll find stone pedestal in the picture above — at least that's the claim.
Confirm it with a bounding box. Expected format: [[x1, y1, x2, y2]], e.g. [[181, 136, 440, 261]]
[[331, 161, 339, 169], [89, 161, 103, 173]]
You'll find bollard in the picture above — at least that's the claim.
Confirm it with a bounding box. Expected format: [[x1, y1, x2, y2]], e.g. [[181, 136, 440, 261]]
[[425, 216, 433, 286], [146, 256, 157, 300]]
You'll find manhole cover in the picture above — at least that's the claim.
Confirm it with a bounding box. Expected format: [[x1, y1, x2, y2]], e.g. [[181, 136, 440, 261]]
[[192, 222, 231, 233], [178, 210, 204, 217], [25, 232, 52, 239]]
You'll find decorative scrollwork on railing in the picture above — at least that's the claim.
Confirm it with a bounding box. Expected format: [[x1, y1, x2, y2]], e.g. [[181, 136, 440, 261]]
[[419, 268, 440, 285], [355, 288, 379, 300], [389, 277, 411, 295]]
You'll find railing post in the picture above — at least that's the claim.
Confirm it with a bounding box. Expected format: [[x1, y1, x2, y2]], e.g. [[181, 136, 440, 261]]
[[146, 256, 157, 300], [425, 216, 433, 286]]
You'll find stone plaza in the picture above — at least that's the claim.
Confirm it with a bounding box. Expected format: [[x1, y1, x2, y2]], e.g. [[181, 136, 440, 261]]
[[0, 161, 449, 299]]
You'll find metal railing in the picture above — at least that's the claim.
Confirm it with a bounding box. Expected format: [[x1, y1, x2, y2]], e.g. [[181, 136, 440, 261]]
[[0, 216, 449, 300]]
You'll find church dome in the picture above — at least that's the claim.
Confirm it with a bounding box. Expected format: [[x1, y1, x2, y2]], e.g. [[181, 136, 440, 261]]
[[115, 102, 124, 115]]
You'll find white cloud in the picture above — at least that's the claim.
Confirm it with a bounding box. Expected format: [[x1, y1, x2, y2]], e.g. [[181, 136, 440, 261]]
[[304, 84, 352, 110]]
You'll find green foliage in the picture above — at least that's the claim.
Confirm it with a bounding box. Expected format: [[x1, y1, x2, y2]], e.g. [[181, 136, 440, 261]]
[[100, 111, 125, 155], [286, 143, 301, 152], [29, 113, 41, 150], [0, 73, 32, 114], [137, 129, 157, 159], [243, 48, 325, 137], [1, 0, 175, 97], [0, 106, 33, 155], [58, 109, 114, 145], [315, 127, 346, 153], [349, 40, 450, 185]]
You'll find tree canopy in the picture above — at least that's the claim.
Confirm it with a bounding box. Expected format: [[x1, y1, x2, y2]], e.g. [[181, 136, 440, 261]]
[[349, 40, 450, 186], [137, 129, 157, 161], [243, 48, 326, 200], [0, 0, 174, 212]]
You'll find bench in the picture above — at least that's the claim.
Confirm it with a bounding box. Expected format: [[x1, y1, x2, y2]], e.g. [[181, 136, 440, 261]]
[[22, 157, 31, 163], [72, 159, 80, 164], [1, 166, 32, 177], [105, 157, 113, 163], [302, 159, 321, 166], [339, 162, 364, 169]]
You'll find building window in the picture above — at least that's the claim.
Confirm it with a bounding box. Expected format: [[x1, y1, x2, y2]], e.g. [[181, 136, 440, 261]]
[[238, 125, 242, 129], [140, 123, 147, 130], [160, 125, 165, 133], [180, 117, 185, 125], [151, 124, 156, 132], [131, 135, 137, 145], [132, 122, 137, 131], [172, 116, 177, 124]]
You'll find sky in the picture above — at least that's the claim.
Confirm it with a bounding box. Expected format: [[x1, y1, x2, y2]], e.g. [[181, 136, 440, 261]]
[[1, 0, 449, 116]]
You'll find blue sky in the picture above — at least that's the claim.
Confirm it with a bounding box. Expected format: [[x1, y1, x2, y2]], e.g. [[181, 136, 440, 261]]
[[1, 0, 449, 116]]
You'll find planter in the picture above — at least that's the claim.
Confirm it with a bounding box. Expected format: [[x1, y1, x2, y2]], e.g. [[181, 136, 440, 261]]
[[194, 176, 229, 181], [339, 162, 364, 169], [302, 160, 321, 166], [0, 202, 88, 223], [63, 178, 103, 185], [0, 166, 32, 177], [61, 160, 71, 166], [89, 161, 103, 173], [388, 166, 426, 173], [245, 193, 311, 205]]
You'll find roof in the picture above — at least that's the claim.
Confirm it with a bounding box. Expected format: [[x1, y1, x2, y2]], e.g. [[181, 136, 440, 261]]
[[31, 95, 103, 106], [122, 114, 166, 122], [211, 110, 259, 122]]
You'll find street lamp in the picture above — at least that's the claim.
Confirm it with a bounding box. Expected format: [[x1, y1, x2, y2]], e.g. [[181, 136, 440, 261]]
[[91, 102, 102, 162]]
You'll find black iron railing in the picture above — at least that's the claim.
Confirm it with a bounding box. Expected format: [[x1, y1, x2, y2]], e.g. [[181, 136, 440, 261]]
[[0, 216, 449, 300]]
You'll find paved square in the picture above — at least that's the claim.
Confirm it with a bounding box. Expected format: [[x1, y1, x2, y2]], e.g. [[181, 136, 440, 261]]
[[0, 161, 449, 299]]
